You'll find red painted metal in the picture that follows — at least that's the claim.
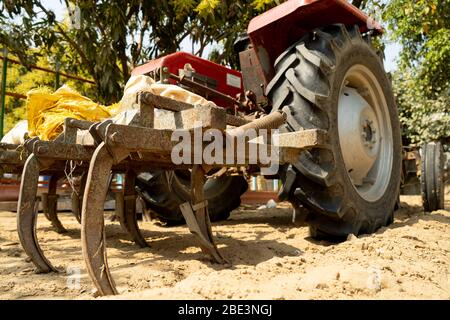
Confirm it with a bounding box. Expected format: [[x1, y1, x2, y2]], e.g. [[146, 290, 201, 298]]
[[240, 190, 279, 205], [131, 52, 244, 108], [247, 0, 384, 83], [0, 184, 20, 201]]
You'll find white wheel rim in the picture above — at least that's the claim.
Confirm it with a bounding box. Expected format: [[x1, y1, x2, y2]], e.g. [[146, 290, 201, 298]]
[[338, 64, 393, 202]]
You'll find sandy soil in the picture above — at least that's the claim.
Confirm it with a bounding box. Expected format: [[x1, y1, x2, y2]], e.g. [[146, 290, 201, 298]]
[[0, 194, 449, 300]]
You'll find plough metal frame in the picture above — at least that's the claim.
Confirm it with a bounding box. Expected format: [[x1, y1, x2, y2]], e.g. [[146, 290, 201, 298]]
[[2, 92, 328, 295], [1, 138, 83, 234]]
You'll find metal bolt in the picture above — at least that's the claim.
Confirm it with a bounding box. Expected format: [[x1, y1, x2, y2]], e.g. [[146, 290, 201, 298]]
[[109, 132, 123, 145], [36, 145, 48, 154]]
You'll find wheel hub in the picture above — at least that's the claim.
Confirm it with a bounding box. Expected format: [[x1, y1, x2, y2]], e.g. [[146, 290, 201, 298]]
[[336, 64, 393, 203], [338, 87, 380, 186]]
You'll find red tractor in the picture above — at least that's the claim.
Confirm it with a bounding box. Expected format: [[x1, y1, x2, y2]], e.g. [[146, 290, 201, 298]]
[[133, 0, 401, 239], [9, 0, 403, 296]]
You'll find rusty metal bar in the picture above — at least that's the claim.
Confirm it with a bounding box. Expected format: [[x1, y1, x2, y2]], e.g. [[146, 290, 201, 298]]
[[44, 175, 66, 234], [227, 110, 286, 137], [0, 142, 20, 150], [273, 129, 328, 148], [63, 118, 94, 144], [0, 149, 25, 165], [17, 154, 57, 273], [139, 92, 194, 112], [139, 92, 249, 127], [81, 141, 118, 295], [32, 140, 96, 161], [119, 171, 149, 247], [71, 173, 87, 224], [170, 73, 238, 107]]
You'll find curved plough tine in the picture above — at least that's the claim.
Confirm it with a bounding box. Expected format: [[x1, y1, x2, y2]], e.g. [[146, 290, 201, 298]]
[[41, 194, 51, 221], [179, 165, 227, 264], [45, 175, 67, 233], [71, 192, 82, 224], [71, 173, 87, 224], [81, 142, 118, 296], [117, 171, 149, 248], [17, 154, 57, 273]]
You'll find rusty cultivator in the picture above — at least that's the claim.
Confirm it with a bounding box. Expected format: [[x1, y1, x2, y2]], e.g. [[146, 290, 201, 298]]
[[5, 92, 325, 295]]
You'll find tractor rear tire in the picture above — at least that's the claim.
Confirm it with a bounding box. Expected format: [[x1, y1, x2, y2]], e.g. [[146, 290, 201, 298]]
[[420, 142, 445, 211], [267, 24, 402, 239], [136, 170, 248, 224]]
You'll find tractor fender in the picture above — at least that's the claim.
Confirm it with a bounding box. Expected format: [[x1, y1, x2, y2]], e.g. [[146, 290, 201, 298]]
[[247, 0, 383, 83]]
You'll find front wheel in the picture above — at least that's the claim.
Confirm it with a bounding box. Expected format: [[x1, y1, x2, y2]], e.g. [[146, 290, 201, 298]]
[[267, 24, 402, 239]]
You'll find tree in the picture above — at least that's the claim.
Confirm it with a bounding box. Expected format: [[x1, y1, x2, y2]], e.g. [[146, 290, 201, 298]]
[[393, 70, 449, 146], [383, 0, 450, 145], [0, 0, 279, 104], [384, 0, 449, 98]]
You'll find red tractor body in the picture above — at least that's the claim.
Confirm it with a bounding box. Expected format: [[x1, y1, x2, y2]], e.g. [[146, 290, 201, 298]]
[[131, 51, 244, 108]]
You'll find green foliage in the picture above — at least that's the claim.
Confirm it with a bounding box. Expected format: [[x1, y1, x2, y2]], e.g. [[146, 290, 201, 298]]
[[252, 0, 279, 11], [394, 70, 450, 146], [384, 0, 450, 98], [196, 0, 221, 16], [382, 0, 450, 145], [171, 0, 197, 19], [198, 0, 280, 68]]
